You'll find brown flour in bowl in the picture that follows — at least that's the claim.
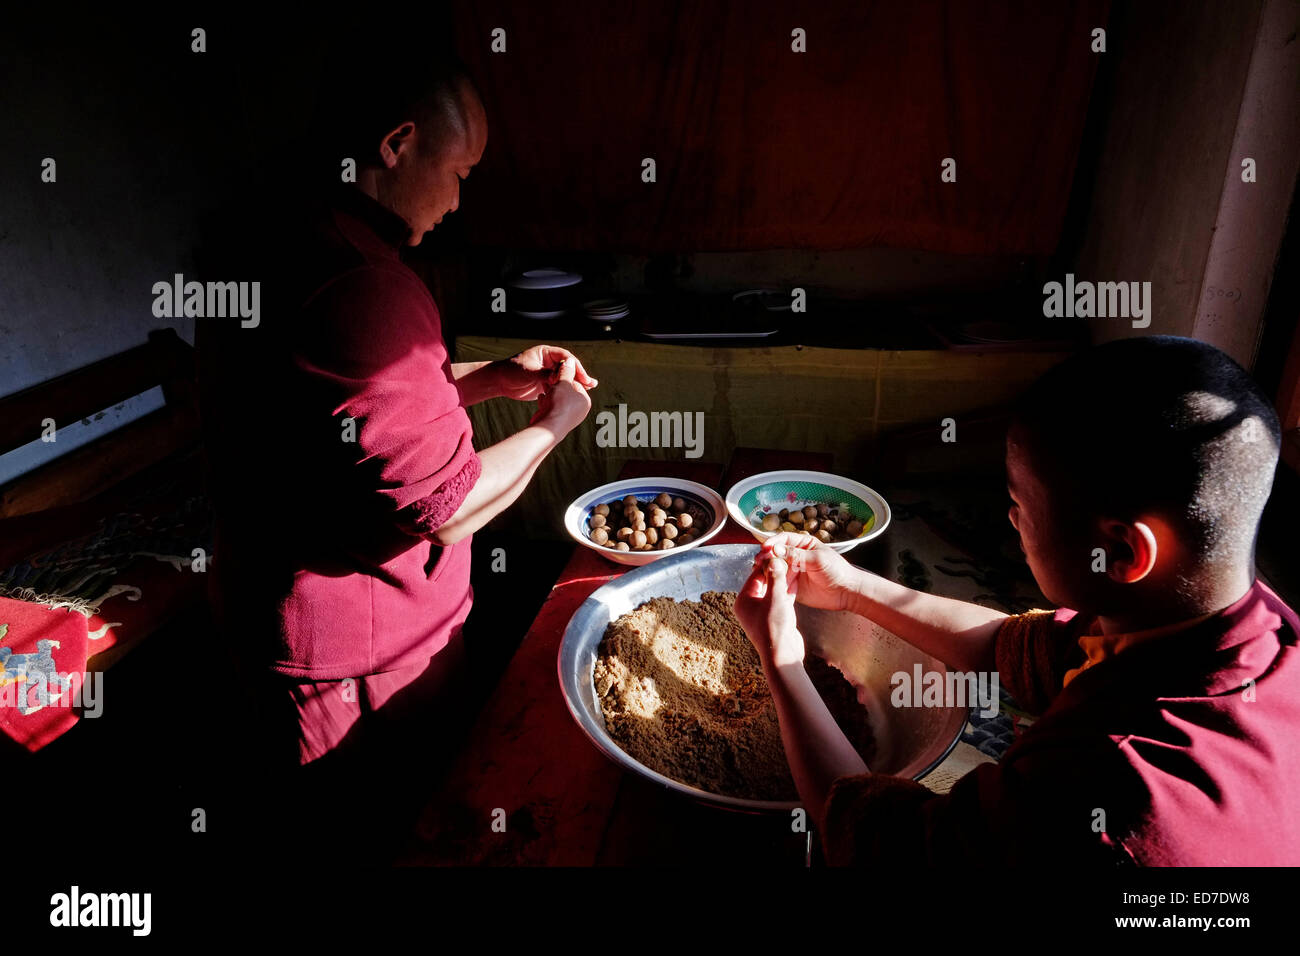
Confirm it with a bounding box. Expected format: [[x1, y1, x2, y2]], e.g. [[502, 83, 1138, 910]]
[[593, 590, 876, 801]]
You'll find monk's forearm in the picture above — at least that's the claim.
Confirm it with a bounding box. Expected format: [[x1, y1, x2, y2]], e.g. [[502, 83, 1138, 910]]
[[449, 360, 502, 406], [847, 571, 1006, 673], [429, 424, 560, 545], [763, 654, 869, 830]]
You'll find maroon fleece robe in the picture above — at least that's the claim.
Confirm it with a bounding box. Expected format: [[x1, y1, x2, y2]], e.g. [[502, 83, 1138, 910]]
[[198, 184, 480, 681], [822, 580, 1300, 866]]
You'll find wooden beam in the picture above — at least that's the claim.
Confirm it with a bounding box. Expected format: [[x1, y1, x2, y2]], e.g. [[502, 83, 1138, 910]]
[[1282, 428, 1300, 478], [0, 329, 194, 456], [1275, 311, 1300, 432], [1192, 0, 1300, 365], [0, 406, 199, 520]]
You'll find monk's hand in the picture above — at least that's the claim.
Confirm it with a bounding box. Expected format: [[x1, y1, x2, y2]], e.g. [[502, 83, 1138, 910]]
[[734, 551, 806, 668], [757, 534, 858, 612], [498, 345, 597, 402], [529, 356, 592, 434]]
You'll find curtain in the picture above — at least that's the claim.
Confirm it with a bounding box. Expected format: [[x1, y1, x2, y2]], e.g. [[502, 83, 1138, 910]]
[[452, 0, 1110, 255]]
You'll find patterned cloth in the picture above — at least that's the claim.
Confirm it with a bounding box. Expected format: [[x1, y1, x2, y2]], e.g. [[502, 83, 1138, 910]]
[[879, 480, 1048, 763], [0, 474, 212, 616], [0, 475, 213, 748], [0, 597, 91, 750]]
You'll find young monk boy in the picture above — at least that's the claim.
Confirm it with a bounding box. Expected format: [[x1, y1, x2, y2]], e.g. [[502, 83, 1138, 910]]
[[735, 335, 1300, 865]]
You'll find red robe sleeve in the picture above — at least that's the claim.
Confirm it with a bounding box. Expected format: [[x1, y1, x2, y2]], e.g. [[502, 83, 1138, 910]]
[[819, 609, 1138, 866], [820, 739, 1142, 866], [293, 261, 480, 537], [994, 608, 1086, 716]]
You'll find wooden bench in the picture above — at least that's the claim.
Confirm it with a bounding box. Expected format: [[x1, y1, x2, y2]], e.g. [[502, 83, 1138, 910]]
[[0, 328, 205, 666]]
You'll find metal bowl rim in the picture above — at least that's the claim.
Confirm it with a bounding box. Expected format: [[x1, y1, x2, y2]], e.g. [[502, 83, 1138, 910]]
[[556, 543, 966, 813]]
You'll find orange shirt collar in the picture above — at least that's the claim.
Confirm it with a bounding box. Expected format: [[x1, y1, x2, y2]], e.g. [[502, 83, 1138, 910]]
[[1062, 612, 1217, 687]]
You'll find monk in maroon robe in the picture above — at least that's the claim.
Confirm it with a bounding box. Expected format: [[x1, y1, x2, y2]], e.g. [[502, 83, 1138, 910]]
[[197, 54, 595, 859], [736, 336, 1300, 866]]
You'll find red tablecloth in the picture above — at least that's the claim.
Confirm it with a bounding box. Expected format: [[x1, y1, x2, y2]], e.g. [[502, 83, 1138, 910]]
[[404, 449, 833, 865]]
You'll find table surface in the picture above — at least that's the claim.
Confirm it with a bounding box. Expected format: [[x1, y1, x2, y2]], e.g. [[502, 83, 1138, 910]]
[[402, 448, 895, 865]]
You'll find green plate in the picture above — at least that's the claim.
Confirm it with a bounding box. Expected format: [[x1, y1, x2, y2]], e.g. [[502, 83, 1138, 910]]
[[739, 480, 876, 536]]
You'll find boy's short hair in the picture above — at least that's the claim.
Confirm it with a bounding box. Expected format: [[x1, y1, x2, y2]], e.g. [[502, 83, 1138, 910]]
[[1011, 335, 1281, 566]]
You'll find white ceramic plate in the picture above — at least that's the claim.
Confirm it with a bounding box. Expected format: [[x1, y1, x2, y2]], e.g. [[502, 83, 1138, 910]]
[[565, 477, 727, 566], [725, 469, 891, 553], [509, 268, 583, 291]]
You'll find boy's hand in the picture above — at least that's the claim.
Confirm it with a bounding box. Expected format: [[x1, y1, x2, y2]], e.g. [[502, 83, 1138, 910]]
[[735, 552, 806, 668], [757, 533, 859, 612]]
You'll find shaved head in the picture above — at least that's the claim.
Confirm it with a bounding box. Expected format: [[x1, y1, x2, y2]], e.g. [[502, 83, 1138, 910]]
[[410, 73, 486, 159], [311, 29, 483, 172], [1011, 336, 1280, 575], [309, 27, 488, 243]]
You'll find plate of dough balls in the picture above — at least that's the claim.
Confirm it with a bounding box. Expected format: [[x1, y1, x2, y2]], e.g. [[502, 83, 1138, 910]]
[[565, 478, 728, 566], [725, 470, 892, 554]]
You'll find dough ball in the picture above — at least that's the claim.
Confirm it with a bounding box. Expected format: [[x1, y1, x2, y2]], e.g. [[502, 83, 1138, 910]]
[[677, 513, 693, 529], [650, 512, 666, 528], [803, 505, 818, 520], [659, 538, 675, 550], [662, 523, 678, 539], [590, 513, 607, 528], [780, 521, 797, 533], [595, 503, 611, 517], [645, 527, 658, 544], [591, 528, 609, 545], [816, 529, 833, 543], [656, 492, 673, 509], [631, 530, 647, 549], [761, 513, 781, 532], [804, 519, 819, 533], [817, 504, 830, 518], [846, 519, 865, 538], [615, 541, 630, 551], [672, 497, 687, 512], [779, 508, 789, 520], [633, 518, 647, 532], [787, 510, 804, 526], [616, 526, 634, 541], [623, 494, 639, 507], [820, 520, 838, 535]]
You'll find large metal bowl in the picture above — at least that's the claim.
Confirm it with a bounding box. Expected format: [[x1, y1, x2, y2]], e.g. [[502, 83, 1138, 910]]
[[558, 544, 968, 812]]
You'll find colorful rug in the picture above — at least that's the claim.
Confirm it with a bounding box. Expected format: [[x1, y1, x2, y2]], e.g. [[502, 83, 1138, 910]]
[[880, 479, 1049, 770]]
